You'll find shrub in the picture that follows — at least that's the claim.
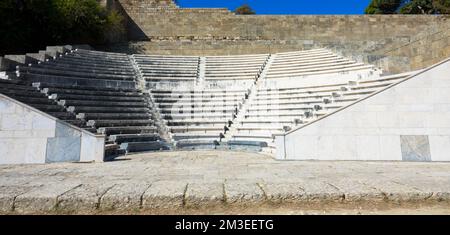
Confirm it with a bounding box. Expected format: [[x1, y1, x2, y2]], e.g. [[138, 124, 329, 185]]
[[0, 0, 125, 55]]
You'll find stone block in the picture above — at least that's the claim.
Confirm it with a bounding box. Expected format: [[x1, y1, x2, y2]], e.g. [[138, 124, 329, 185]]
[[184, 183, 224, 208], [224, 182, 265, 206], [142, 181, 187, 210], [400, 135, 431, 162], [57, 183, 115, 214], [100, 182, 151, 212], [14, 182, 80, 214]]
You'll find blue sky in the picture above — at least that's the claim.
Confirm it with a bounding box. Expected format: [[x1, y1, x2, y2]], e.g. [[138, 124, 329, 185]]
[[176, 0, 372, 14]]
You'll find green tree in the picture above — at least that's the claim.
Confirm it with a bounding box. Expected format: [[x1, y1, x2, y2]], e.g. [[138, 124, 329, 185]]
[[399, 0, 450, 14], [0, 0, 124, 56], [234, 4, 256, 15], [365, 0, 403, 14], [433, 0, 450, 13]]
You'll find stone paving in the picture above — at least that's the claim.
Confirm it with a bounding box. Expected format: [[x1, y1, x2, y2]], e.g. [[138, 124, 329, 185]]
[[1, 150, 450, 214]]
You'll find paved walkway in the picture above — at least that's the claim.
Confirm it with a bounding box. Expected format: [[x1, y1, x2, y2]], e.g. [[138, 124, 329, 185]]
[[1, 150, 450, 214]]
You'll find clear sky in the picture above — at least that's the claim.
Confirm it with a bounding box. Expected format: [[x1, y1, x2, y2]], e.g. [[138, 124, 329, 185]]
[[176, 0, 372, 14]]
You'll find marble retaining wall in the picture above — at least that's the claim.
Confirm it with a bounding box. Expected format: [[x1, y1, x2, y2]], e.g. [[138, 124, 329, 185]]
[[275, 58, 450, 162], [0, 94, 105, 164]]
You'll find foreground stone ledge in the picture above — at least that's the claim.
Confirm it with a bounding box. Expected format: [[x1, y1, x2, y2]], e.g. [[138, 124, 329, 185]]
[[224, 182, 266, 206], [141, 181, 186, 210], [2, 151, 450, 214], [14, 182, 80, 214], [0, 186, 38, 213], [56, 183, 116, 214], [1, 182, 450, 214], [185, 183, 224, 209], [100, 182, 152, 212]]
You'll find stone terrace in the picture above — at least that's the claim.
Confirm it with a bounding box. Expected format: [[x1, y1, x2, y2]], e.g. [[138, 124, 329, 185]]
[[1, 150, 450, 214]]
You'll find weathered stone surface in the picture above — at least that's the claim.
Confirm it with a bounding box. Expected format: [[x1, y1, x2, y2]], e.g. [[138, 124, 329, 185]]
[[360, 179, 431, 202], [100, 182, 151, 212], [224, 182, 265, 205], [185, 183, 224, 208], [0, 186, 37, 213], [1, 151, 450, 214], [14, 182, 80, 214], [57, 183, 115, 214], [259, 183, 305, 204], [324, 179, 384, 202], [296, 180, 344, 202], [141, 181, 187, 210]]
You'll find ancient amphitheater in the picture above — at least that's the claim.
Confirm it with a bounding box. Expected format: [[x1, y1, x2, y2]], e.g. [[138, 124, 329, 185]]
[[1, 0, 450, 214]]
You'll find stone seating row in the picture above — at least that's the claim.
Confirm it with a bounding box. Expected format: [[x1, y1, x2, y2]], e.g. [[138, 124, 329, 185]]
[[204, 55, 268, 81], [230, 74, 411, 145], [34, 81, 168, 154], [134, 55, 200, 81], [17, 65, 135, 81], [265, 64, 375, 79], [33, 62, 135, 76], [151, 88, 249, 146], [0, 79, 89, 129]]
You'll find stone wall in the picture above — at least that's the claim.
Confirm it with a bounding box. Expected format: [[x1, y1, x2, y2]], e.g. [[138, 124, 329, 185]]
[[0, 94, 105, 164], [108, 0, 450, 73], [275, 58, 450, 161]]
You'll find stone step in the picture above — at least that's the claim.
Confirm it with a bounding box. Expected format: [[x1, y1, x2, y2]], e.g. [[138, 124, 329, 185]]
[[0, 88, 48, 99], [64, 119, 87, 127], [77, 113, 152, 120], [48, 112, 77, 120], [266, 66, 375, 79], [30, 104, 66, 112], [141, 72, 197, 77], [172, 133, 220, 141], [68, 106, 149, 114], [120, 141, 171, 152], [170, 126, 224, 133], [138, 66, 198, 72], [104, 144, 121, 157], [205, 75, 257, 80], [70, 53, 130, 61], [83, 127, 98, 133], [50, 93, 144, 102], [19, 66, 135, 80], [97, 126, 158, 135], [36, 62, 135, 74], [0, 83, 37, 91], [158, 107, 236, 114], [7, 96, 55, 105], [87, 119, 154, 128], [175, 140, 220, 149], [59, 99, 147, 108], [42, 88, 141, 97], [57, 55, 131, 66], [163, 113, 234, 120], [158, 103, 238, 108], [74, 49, 129, 57], [144, 77, 196, 81], [19, 68, 135, 81], [51, 57, 131, 69], [151, 89, 247, 94], [108, 134, 160, 144], [152, 93, 245, 99], [33, 82, 138, 92], [20, 73, 136, 87], [45, 60, 134, 72]]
